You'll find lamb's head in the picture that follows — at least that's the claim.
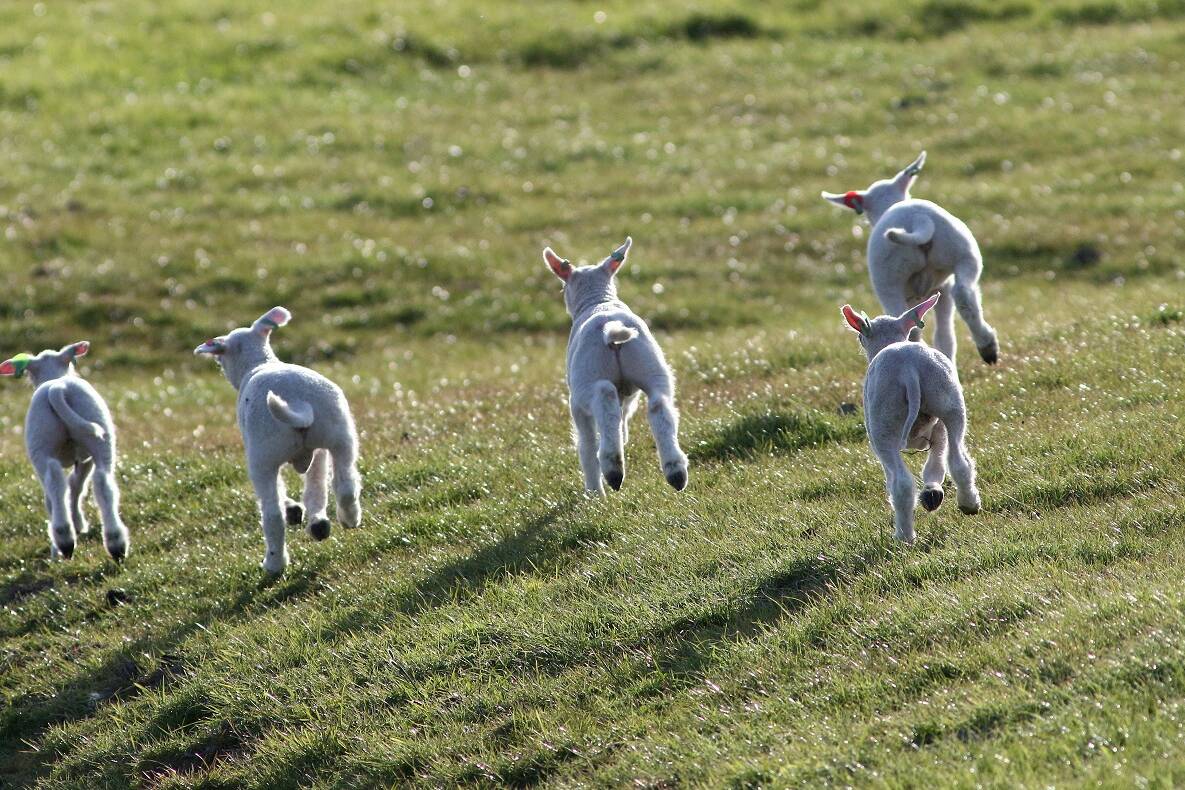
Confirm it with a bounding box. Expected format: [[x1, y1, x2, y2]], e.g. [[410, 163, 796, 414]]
[[194, 306, 290, 389], [822, 151, 926, 225], [543, 237, 632, 318], [842, 293, 939, 361], [0, 341, 89, 387]]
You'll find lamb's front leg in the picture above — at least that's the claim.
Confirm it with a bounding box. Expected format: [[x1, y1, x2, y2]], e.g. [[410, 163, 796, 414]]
[[69, 459, 94, 536], [39, 459, 75, 559], [249, 464, 289, 574], [920, 422, 948, 512], [571, 406, 603, 495]]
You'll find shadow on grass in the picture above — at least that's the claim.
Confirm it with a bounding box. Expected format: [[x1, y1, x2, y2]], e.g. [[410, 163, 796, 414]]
[[640, 545, 890, 680], [0, 569, 317, 785], [690, 408, 864, 464], [322, 494, 590, 640]]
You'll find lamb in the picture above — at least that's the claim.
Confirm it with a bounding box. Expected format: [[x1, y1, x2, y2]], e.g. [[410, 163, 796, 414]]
[[841, 294, 981, 543], [195, 307, 361, 574], [823, 151, 999, 368], [0, 342, 130, 561], [543, 237, 689, 495]]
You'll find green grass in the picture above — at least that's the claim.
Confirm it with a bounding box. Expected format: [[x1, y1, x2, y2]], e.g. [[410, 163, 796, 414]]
[[2, 0, 1185, 786]]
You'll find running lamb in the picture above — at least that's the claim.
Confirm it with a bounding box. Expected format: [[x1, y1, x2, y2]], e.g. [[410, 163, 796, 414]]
[[544, 237, 689, 495], [841, 294, 981, 543], [195, 307, 361, 574], [823, 151, 999, 368], [0, 341, 130, 561]]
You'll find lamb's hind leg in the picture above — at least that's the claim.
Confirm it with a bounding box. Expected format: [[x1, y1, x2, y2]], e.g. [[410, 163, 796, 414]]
[[302, 449, 332, 541], [330, 440, 361, 530], [871, 441, 917, 543], [931, 285, 958, 365], [952, 257, 998, 364], [943, 410, 981, 515], [91, 461, 130, 561], [285, 450, 315, 525], [644, 384, 689, 492], [590, 381, 625, 491], [39, 459, 75, 559], [69, 458, 94, 536], [920, 422, 947, 512], [249, 464, 289, 574], [571, 405, 603, 495]]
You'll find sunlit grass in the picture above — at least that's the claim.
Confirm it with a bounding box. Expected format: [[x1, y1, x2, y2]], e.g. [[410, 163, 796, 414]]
[[2, 0, 1185, 786]]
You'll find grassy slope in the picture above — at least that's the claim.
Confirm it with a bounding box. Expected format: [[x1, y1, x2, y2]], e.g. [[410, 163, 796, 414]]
[[2, 0, 1185, 786]]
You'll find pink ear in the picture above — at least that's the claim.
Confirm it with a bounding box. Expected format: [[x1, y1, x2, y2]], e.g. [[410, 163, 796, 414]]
[[0, 360, 15, 376], [902, 293, 940, 330], [841, 305, 869, 335], [71, 341, 90, 358], [604, 236, 632, 274], [543, 248, 571, 281]]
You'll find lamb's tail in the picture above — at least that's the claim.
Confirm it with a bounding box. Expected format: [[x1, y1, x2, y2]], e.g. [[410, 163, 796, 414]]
[[884, 215, 935, 247], [900, 377, 922, 451], [602, 320, 639, 348], [47, 384, 106, 442], [267, 391, 314, 429]]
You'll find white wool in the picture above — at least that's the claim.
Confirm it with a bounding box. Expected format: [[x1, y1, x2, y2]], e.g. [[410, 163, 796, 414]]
[[824, 151, 999, 370], [842, 295, 982, 543], [543, 237, 689, 495], [1, 342, 130, 561], [196, 307, 361, 574]]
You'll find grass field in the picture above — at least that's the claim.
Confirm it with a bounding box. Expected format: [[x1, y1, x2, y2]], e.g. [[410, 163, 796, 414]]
[[2, 0, 1185, 786]]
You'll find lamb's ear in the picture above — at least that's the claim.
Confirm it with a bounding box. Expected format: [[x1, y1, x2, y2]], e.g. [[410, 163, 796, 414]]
[[894, 150, 926, 191], [602, 236, 632, 275], [253, 306, 291, 336], [543, 247, 572, 281], [841, 305, 871, 336], [0, 353, 34, 378], [822, 190, 865, 215], [901, 292, 940, 331], [62, 341, 89, 359]]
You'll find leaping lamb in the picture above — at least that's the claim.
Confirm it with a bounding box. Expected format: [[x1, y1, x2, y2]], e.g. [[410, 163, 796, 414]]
[[0, 341, 130, 561], [195, 307, 361, 574], [823, 151, 999, 368], [841, 294, 981, 543], [544, 237, 689, 495]]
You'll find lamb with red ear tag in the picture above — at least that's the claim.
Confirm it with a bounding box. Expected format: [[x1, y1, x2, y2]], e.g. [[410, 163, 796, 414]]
[[840, 293, 981, 544], [0, 341, 130, 561], [824, 151, 999, 370], [195, 306, 362, 575]]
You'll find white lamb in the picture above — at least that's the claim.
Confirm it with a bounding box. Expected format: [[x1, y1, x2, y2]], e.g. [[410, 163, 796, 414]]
[[823, 151, 999, 368], [1, 342, 130, 561], [543, 237, 689, 495], [841, 294, 981, 543], [195, 307, 361, 574]]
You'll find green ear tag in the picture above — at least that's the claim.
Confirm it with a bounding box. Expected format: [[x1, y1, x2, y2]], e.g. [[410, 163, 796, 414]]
[[9, 353, 34, 377]]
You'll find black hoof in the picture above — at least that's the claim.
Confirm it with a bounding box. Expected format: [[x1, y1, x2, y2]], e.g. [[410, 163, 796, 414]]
[[58, 541, 75, 560], [959, 503, 981, 515], [308, 518, 331, 541], [106, 589, 130, 607], [666, 468, 688, 491], [604, 470, 623, 491], [978, 340, 999, 365], [920, 488, 943, 512], [285, 503, 305, 526], [108, 543, 128, 562]]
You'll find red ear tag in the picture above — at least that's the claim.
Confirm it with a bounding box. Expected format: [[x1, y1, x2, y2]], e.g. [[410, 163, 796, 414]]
[[843, 191, 862, 210]]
